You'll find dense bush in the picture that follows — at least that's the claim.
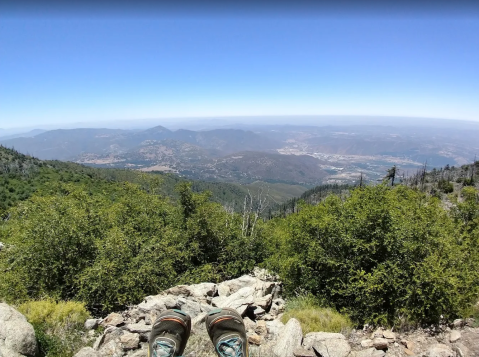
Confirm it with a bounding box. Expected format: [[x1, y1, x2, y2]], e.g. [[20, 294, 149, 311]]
[[1, 157, 478, 328], [0, 182, 264, 312], [18, 300, 90, 357], [264, 185, 479, 326]]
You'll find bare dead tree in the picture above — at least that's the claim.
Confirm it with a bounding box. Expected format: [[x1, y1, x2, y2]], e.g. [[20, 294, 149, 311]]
[[241, 185, 270, 237]]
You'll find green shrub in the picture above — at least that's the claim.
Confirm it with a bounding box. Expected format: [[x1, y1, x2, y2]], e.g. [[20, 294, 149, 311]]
[[18, 300, 90, 357], [265, 185, 479, 326], [281, 295, 353, 334], [18, 300, 90, 329]]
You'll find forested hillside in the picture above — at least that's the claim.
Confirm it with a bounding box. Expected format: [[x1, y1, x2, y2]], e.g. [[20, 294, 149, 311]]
[[1, 146, 478, 331], [0, 145, 257, 215]]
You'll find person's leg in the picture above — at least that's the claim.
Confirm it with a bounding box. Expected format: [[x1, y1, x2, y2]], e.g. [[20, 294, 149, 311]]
[[206, 308, 248, 357], [148, 309, 191, 357]]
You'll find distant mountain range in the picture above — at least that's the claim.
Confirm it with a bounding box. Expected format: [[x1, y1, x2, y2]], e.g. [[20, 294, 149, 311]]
[[2, 123, 478, 186]]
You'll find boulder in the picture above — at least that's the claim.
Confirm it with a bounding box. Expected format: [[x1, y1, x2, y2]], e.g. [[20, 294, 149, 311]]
[[361, 339, 373, 348], [302, 332, 346, 349], [254, 294, 273, 310], [248, 333, 263, 345], [120, 332, 140, 350], [177, 298, 202, 318], [273, 318, 303, 357], [270, 298, 286, 317], [217, 275, 258, 297], [449, 330, 461, 343], [266, 319, 285, 336], [350, 347, 376, 357], [124, 324, 152, 334], [0, 303, 38, 357], [98, 340, 124, 357], [452, 319, 464, 329], [255, 320, 267, 336], [293, 347, 316, 357], [382, 330, 396, 340], [85, 318, 100, 330], [453, 342, 471, 357], [73, 347, 101, 357], [212, 286, 255, 314], [424, 344, 455, 357], [312, 338, 351, 357], [0, 242, 4, 251], [372, 338, 389, 350], [138, 295, 178, 313], [101, 313, 124, 327]]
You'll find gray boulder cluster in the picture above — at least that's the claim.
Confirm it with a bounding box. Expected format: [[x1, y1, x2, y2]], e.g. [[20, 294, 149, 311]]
[[74, 269, 479, 357], [0, 303, 38, 357], [75, 269, 287, 357], [2, 268, 478, 357]]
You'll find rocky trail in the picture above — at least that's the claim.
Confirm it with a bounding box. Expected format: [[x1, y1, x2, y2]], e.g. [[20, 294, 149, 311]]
[[1, 269, 478, 357]]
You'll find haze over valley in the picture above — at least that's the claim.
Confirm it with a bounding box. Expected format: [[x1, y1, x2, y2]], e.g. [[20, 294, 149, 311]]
[[2, 117, 478, 187]]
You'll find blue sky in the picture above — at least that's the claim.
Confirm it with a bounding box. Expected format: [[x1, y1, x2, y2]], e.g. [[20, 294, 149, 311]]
[[1, 2, 478, 128]]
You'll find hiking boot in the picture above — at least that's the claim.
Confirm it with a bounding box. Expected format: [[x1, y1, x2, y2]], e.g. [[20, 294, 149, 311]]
[[149, 309, 191, 357], [206, 308, 248, 357]]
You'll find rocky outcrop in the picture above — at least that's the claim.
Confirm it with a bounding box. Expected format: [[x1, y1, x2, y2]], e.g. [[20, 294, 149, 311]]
[[72, 269, 479, 357], [0, 303, 38, 357]]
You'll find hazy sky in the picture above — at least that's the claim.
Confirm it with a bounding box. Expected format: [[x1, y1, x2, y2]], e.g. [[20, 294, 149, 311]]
[[1, 1, 478, 128]]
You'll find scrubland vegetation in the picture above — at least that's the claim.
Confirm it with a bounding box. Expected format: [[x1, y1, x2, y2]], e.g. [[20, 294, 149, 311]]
[[1, 146, 479, 338]]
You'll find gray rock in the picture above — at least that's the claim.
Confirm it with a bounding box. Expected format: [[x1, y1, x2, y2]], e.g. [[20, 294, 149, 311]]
[[217, 275, 258, 296], [248, 333, 263, 345], [73, 347, 101, 357], [254, 294, 273, 310], [270, 298, 286, 316], [187, 283, 217, 299], [293, 347, 315, 357], [103, 327, 124, 345], [92, 334, 105, 350], [85, 319, 100, 330], [218, 284, 231, 297], [273, 318, 303, 357], [124, 323, 152, 334], [243, 317, 256, 332], [138, 295, 178, 313], [453, 343, 471, 357], [101, 312, 124, 327], [255, 320, 267, 336], [120, 332, 140, 350], [372, 350, 386, 357], [449, 330, 461, 343], [350, 347, 376, 357], [212, 286, 255, 315], [382, 330, 396, 340], [266, 319, 285, 336], [302, 332, 346, 349], [0, 242, 4, 251], [98, 340, 124, 357], [424, 344, 455, 357], [361, 339, 373, 348], [191, 312, 208, 327], [252, 306, 266, 317], [452, 319, 464, 329], [0, 303, 38, 357], [372, 338, 389, 350], [312, 338, 351, 357], [177, 298, 203, 318], [128, 349, 148, 357]]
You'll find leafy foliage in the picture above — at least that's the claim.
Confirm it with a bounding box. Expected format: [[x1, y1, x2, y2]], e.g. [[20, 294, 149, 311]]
[[0, 180, 264, 312], [264, 185, 479, 326], [1, 146, 478, 328], [18, 300, 90, 357], [281, 295, 353, 333]]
